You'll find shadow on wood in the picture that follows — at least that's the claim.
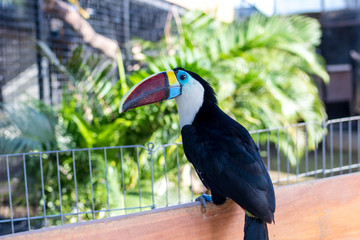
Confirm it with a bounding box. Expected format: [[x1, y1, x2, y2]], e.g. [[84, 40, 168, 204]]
[[4, 173, 360, 240]]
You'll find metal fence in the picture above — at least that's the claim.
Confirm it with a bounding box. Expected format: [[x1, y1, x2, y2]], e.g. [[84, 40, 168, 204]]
[[0, 0, 183, 104], [1, 115, 360, 236]]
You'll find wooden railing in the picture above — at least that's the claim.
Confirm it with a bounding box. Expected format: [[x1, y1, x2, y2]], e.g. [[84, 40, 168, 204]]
[[3, 173, 360, 240]]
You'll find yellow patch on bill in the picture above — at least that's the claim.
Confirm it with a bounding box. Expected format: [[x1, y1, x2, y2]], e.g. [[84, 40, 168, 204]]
[[166, 71, 177, 85]]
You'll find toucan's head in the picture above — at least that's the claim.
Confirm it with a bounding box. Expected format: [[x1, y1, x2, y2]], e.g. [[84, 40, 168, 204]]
[[119, 68, 217, 127]]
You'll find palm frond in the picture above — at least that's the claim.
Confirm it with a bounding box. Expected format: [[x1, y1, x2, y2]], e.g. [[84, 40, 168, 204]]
[[0, 103, 58, 154], [130, 11, 329, 165]]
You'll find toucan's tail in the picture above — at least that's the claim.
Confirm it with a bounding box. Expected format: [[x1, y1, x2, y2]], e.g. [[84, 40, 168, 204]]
[[244, 214, 269, 240]]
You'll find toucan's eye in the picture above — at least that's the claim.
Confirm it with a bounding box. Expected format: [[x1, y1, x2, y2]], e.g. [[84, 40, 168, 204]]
[[179, 74, 187, 80]]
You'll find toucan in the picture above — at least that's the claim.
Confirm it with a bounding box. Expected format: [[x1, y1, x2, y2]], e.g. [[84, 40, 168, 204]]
[[119, 68, 275, 240]]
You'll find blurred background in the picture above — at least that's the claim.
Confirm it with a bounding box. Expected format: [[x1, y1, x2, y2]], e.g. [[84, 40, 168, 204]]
[[1, 0, 360, 237]]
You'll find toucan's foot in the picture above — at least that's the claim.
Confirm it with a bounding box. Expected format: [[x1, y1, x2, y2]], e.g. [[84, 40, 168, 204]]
[[195, 194, 213, 213]]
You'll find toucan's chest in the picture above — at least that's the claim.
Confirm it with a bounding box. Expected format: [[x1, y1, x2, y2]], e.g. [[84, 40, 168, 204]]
[[174, 79, 205, 128], [181, 107, 260, 164]]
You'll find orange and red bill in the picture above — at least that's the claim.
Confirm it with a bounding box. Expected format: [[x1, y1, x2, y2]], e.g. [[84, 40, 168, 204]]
[[119, 70, 181, 113]]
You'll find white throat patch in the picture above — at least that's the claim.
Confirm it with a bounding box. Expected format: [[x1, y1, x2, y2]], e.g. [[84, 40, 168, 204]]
[[175, 78, 204, 129]]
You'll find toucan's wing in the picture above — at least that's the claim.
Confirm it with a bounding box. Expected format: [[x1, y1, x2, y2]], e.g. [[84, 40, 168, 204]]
[[181, 121, 275, 223]]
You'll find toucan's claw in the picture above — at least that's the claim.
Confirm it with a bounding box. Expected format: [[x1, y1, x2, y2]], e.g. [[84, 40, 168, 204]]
[[195, 194, 213, 213]]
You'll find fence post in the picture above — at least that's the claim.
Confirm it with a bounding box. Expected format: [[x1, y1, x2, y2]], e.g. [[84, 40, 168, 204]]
[[322, 119, 328, 178], [123, 0, 131, 63], [0, 82, 3, 103], [35, 0, 44, 100], [146, 142, 156, 209]]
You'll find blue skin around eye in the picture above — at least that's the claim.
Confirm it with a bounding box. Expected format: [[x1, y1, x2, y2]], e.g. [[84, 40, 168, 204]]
[[176, 70, 189, 85]]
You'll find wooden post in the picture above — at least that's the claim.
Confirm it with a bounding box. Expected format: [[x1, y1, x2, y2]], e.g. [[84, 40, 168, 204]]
[[4, 173, 360, 240]]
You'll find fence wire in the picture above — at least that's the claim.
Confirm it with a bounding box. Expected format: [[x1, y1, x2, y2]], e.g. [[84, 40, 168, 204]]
[[1, 116, 360, 236], [0, 0, 184, 104]]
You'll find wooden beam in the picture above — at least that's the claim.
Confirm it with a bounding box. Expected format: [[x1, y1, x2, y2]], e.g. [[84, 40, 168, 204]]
[[4, 173, 360, 240]]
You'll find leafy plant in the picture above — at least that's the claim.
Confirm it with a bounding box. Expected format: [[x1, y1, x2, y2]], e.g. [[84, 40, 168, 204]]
[[130, 11, 329, 164], [0, 102, 59, 154], [5, 43, 190, 224], [0, 11, 330, 228]]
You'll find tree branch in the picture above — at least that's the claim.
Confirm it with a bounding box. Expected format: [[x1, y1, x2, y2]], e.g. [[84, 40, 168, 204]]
[[42, 0, 119, 60]]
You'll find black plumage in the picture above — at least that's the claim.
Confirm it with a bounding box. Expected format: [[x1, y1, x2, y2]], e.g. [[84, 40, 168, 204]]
[[177, 69, 275, 232], [120, 66, 276, 239]]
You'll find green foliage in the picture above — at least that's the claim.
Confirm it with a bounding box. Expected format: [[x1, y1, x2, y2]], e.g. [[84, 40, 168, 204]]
[[0, 11, 329, 224], [0, 44, 189, 224], [131, 11, 329, 164], [0, 102, 58, 154], [44, 45, 181, 149]]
